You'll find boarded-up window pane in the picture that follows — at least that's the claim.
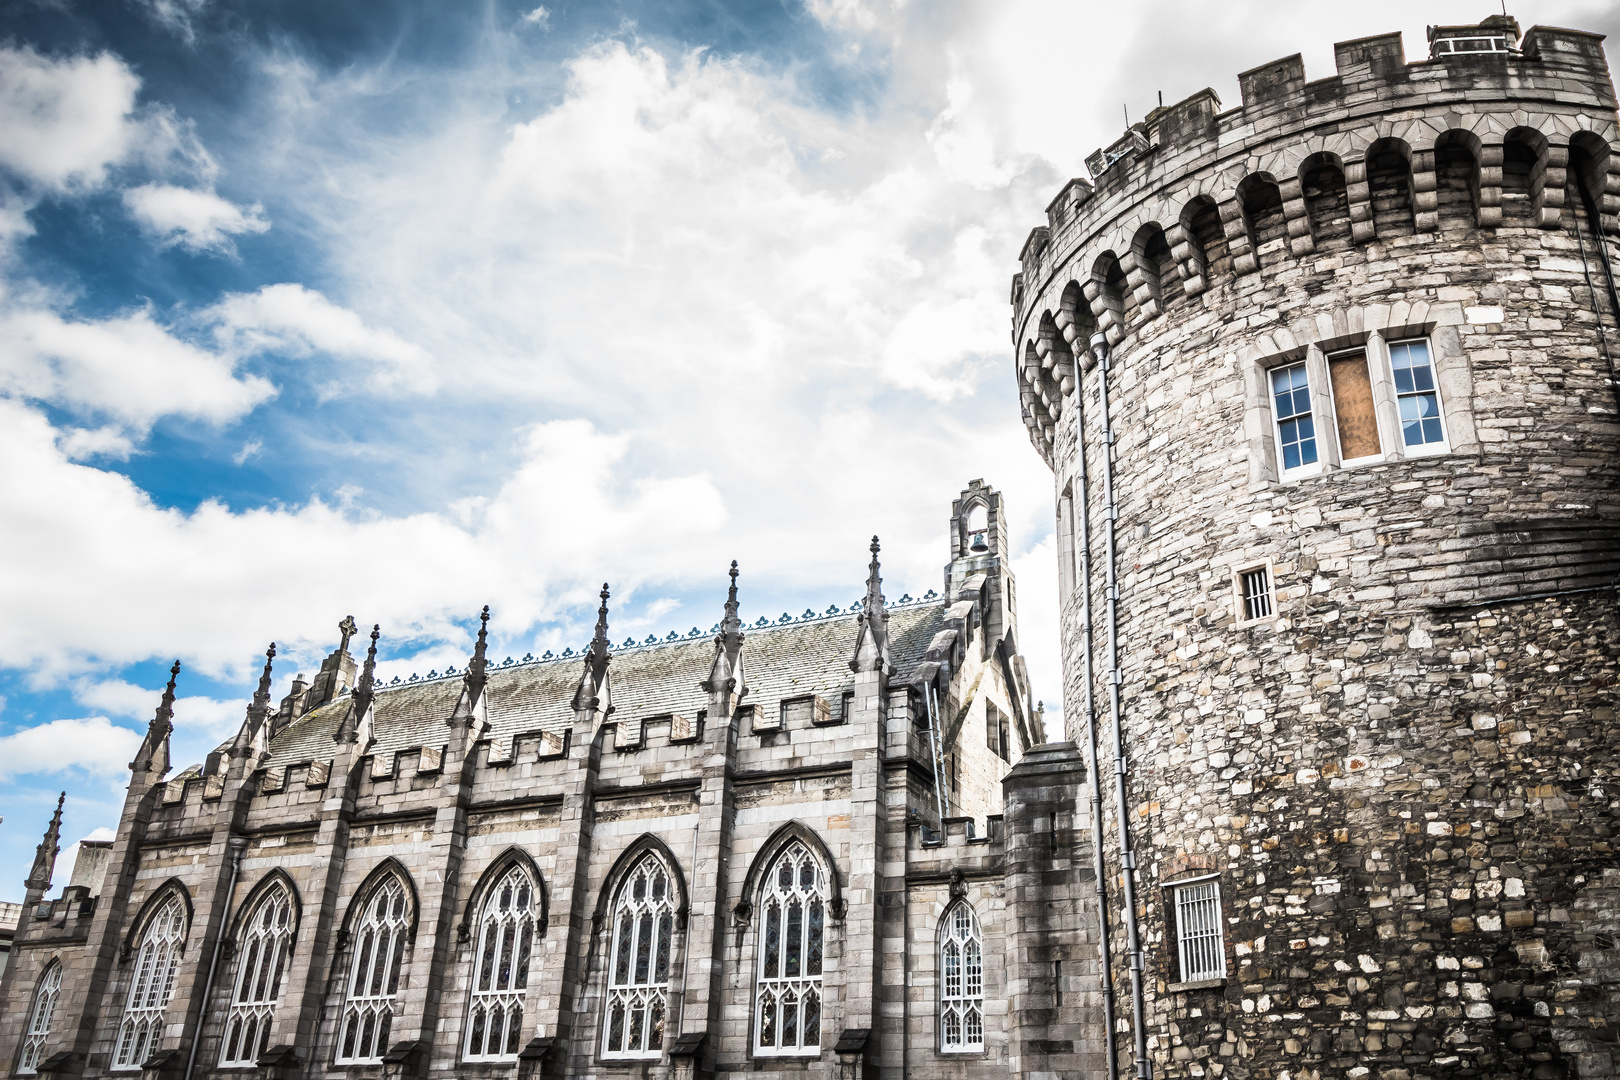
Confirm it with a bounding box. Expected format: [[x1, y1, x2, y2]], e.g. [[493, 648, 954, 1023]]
[[1329, 352, 1381, 460]]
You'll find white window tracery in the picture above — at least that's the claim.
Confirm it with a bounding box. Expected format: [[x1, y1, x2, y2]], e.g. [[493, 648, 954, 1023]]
[[219, 883, 294, 1068], [114, 892, 187, 1071], [19, 961, 62, 1075], [464, 864, 538, 1062], [336, 875, 410, 1065], [753, 842, 825, 1057], [601, 852, 675, 1059], [939, 902, 984, 1052]]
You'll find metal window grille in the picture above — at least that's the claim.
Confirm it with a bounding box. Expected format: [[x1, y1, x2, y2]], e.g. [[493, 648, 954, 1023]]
[[753, 843, 825, 1056], [335, 876, 409, 1065], [1174, 881, 1226, 982], [219, 885, 294, 1067], [1389, 340, 1446, 448], [19, 961, 62, 1075], [466, 865, 538, 1062], [1240, 568, 1272, 621], [602, 854, 675, 1060], [1270, 363, 1318, 470], [939, 903, 985, 1052], [114, 892, 187, 1071]]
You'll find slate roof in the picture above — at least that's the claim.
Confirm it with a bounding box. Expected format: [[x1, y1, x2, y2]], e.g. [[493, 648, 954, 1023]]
[[264, 601, 945, 767]]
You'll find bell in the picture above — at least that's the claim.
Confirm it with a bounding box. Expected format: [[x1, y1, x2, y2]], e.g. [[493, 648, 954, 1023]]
[[970, 530, 989, 553]]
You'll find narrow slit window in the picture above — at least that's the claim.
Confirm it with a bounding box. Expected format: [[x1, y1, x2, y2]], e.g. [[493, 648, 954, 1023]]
[[1270, 363, 1317, 471], [1389, 340, 1446, 450], [1239, 567, 1272, 622], [1173, 880, 1226, 982], [1327, 351, 1382, 461]]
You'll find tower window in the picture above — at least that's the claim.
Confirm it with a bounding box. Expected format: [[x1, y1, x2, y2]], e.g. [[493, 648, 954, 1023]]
[[1270, 363, 1317, 472], [1389, 339, 1448, 452], [1238, 566, 1273, 622], [1327, 349, 1382, 461], [1171, 878, 1226, 983]]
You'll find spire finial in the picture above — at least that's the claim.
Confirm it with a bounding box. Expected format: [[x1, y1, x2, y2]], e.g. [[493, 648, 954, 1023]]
[[25, 792, 65, 893], [721, 560, 741, 635], [465, 606, 491, 698], [354, 625, 380, 716], [251, 643, 276, 713], [153, 660, 180, 735], [586, 584, 611, 661], [571, 584, 613, 713], [864, 535, 885, 612]]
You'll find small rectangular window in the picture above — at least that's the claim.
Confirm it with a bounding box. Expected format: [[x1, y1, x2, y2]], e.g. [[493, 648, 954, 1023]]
[[1327, 350, 1382, 460], [1270, 362, 1317, 471], [841, 690, 856, 722], [1172, 879, 1226, 982], [1389, 339, 1446, 450], [1238, 566, 1272, 622]]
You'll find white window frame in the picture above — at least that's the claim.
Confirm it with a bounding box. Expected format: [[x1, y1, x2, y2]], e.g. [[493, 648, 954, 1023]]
[[465, 864, 538, 1063], [752, 843, 826, 1058], [113, 892, 188, 1071], [1171, 876, 1227, 983], [1268, 361, 1323, 479], [1233, 562, 1275, 625], [1323, 346, 1388, 468], [19, 961, 63, 1075], [219, 884, 294, 1068], [1386, 337, 1450, 457], [938, 902, 984, 1054], [600, 853, 676, 1061], [335, 876, 410, 1065]]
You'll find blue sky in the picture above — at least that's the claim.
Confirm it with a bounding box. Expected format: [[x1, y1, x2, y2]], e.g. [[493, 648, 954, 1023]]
[[2, 0, 1616, 894]]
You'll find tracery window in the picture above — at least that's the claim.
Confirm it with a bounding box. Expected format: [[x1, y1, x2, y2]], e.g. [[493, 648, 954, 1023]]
[[753, 842, 825, 1057], [18, 961, 63, 1075], [938, 903, 984, 1053], [601, 852, 675, 1059], [219, 883, 294, 1067], [114, 892, 188, 1070], [336, 875, 410, 1065], [465, 865, 538, 1062]]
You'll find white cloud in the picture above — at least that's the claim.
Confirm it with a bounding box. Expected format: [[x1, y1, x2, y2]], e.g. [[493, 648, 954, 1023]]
[[232, 438, 262, 465], [58, 425, 136, 461], [135, 0, 211, 44], [0, 717, 143, 780], [0, 47, 140, 192], [75, 678, 245, 737], [520, 6, 550, 28], [205, 283, 432, 391], [123, 183, 269, 253], [0, 305, 275, 430]]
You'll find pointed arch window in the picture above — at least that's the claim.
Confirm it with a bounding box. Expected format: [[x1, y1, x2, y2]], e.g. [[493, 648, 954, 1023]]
[[19, 961, 63, 1075], [114, 892, 188, 1070], [753, 842, 826, 1057], [219, 883, 294, 1067], [601, 852, 675, 1059], [336, 875, 410, 1065], [939, 902, 984, 1052], [465, 864, 538, 1062]]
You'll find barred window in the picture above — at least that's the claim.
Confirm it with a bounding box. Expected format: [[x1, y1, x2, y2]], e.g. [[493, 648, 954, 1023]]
[[19, 961, 62, 1075], [753, 843, 825, 1057], [465, 865, 537, 1062], [336, 875, 410, 1065], [220, 884, 294, 1067], [938, 903, 984, 1053], [1238, 566, 1273, 622], [1270, 362, 1318, 472], [1173, 879, 1226, 983], [114, 892, 187, 1070], [602, 852, 675, 1059]]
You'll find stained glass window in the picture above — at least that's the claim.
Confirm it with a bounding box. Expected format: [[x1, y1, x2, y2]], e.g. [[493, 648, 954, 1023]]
[[219, 883, 294, 1067], [335, 875, 409, 1065], [753, 842, 825, 1057], [602, 853, 675, 1059], [465, 864, 538, 1061], [113, 893, 187, 1071], [19, 961, 62, 1074]]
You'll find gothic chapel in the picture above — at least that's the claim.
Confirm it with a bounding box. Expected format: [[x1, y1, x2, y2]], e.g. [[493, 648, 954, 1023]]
[[0, 482, 1111, 1080]]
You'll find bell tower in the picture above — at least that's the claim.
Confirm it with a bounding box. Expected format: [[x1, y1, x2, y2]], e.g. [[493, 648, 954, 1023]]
[[944, 479, 1017, 653]]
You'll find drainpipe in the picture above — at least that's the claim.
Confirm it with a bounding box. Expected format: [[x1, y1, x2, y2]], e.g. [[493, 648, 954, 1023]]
[[1073, 352, 1120, 1080], [185, 835, 247, 1080], [1570, 180, 1620, 418], [1090, 330, 1152, 1080]]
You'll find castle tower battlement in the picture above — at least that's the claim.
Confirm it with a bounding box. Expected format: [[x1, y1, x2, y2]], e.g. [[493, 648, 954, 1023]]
[[1014, 12, 1620, 1080]]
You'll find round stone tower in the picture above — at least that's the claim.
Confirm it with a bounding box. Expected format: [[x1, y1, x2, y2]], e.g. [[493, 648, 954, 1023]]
[[1013, 16, 1620, 1080]]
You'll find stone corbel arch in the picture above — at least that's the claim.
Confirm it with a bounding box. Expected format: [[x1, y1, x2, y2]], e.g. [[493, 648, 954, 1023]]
[[457, 846, 548, 943], [590, 832, 692, 939], [120, 878, 193, 963], [734, 821, 845, 929]]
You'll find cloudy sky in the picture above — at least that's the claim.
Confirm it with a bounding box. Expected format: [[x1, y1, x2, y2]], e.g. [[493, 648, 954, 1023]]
[[2, 0, 1616, 892]]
